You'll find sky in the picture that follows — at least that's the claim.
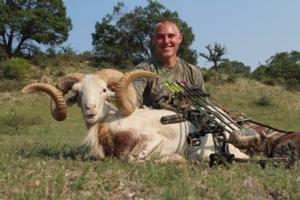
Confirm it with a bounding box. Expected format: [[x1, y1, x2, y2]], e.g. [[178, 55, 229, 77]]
[[63, 0, 300, 70]]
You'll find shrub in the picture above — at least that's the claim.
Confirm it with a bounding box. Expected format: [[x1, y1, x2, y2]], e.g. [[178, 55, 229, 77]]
[[0, 46, 8, 62], [255, 95, 272, 106], [226, 74, 238, 84], [0, 58, 31, 80], [261, 77, 276, 86], [285, 78, 300, 92], [30, 53, 49, 69]]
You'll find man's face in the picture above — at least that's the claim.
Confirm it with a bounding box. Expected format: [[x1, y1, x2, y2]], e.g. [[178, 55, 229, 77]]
[[153, 22, 182, 61]]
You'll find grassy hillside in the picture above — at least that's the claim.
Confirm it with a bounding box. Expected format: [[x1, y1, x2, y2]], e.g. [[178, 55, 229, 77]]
[[0, 64, 299, 199], [207, 78, 300, 131]]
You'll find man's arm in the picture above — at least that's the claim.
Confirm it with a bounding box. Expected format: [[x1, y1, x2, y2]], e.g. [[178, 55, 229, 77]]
[[193, 68, 207, 93], [132, 63, 152, 108]]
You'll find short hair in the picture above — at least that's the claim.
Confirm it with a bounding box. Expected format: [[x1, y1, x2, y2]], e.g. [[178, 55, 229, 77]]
[[154, 19, 181, 34]]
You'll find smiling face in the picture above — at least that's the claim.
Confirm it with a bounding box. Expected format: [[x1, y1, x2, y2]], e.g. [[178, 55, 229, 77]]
[[152, 21, 182, 65]]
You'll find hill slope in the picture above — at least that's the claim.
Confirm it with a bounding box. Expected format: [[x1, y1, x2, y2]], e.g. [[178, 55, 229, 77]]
[[207, 78, 300, 131]]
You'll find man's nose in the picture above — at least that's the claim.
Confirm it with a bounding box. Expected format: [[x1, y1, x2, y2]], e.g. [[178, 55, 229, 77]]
[[162, 35, 170, 43]]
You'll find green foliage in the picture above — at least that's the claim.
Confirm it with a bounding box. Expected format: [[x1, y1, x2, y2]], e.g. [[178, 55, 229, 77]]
[[285, 78, 300, 92], [0, 44, 8, 61], [0, 0, 72, 57], [199, 43, 226, 69], [0, 57, 31, 80], [92, 0, 197, 68], [30, 47, 85, 69], [202, 68, 238, 85], [259, 76, 277, 86], [218, 59, 251, 75], [226, 74, 238, 84], [252, 51, 300, 90], [252, 65, 268, 81]]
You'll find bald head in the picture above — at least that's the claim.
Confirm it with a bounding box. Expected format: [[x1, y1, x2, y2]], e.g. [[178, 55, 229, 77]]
[[154, 20, 181, 35], [152, 20, 183, 67]]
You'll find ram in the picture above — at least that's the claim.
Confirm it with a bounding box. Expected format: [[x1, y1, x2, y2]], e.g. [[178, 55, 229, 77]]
[[22, 69, 248, 162]]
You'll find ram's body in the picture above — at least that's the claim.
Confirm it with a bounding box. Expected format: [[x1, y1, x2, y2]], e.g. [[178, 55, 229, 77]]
[[22, 69, 249, 162], [74, 75, 248, 161]]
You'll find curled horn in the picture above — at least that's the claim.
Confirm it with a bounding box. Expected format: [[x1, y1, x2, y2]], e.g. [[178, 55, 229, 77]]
[[56, 73, 85, 94], [55, 73, 85, 107], [94, 69, 124, 86], [114, 70, 158, 116], [22, 73, 85, 121], [21, 83, 67, 121]]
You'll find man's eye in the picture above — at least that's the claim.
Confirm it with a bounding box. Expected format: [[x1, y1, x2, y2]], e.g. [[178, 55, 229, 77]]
[[167, 34, 175, 38], [157, 35, 165, 40]]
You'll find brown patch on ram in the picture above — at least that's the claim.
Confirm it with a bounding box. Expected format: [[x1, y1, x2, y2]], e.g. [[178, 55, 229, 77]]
[[97, 123, 141, 160], [96, 123, 113, 158], [111, 131, 141, 160]]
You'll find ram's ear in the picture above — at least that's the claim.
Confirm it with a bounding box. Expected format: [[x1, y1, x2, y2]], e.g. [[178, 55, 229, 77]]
[[107, 82, 117, 92], [72, 82, 81, 93], [105, 89, 115, 103], [66, 94, 78, 106], [106, 89, 115, 98]]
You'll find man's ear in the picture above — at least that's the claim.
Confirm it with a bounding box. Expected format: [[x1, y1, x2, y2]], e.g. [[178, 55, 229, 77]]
[[178, 32, 183, 44]]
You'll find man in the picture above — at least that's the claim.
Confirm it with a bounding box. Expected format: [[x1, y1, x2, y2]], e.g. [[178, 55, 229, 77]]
[[133, 19, 206, 108]]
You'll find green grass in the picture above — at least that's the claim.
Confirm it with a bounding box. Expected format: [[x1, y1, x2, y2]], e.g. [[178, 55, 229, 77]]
[[0, 75, 300, 199]]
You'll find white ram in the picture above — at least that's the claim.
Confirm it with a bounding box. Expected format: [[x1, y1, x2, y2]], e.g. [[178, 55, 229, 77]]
[[22, 69, 248, 162]]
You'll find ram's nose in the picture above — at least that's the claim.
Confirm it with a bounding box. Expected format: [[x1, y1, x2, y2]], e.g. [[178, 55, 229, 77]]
[[86, 103, 96, 110]]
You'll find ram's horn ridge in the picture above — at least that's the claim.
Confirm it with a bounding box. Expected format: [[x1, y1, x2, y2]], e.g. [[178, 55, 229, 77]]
[[22, 83, 67, 121], [95, 69, 124, 85], [56, 73, 85, 94], [115, 70, 158, 115]]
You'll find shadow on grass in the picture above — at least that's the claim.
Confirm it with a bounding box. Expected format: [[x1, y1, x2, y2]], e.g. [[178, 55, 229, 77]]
[[17, 144, 95, 161]]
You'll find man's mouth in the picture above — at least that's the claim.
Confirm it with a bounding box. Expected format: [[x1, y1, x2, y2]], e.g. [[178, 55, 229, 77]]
[[161, 46, 173, 51]]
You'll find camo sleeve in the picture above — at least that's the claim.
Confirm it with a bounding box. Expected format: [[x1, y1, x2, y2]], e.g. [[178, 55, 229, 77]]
[[133, 62, 153, 107], [193, 67, 206, 93]]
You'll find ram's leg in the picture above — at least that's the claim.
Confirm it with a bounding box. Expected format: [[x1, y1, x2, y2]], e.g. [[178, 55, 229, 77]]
[[126, 136, 187, 164], [156, 154, 187, 164], [90, 144, 106, 160], [228, 144, 249, 159], [85, 123, 111, 160], [126, 135, 163, 162]]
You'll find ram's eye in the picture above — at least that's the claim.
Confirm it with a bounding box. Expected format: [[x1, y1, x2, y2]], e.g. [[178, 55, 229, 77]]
[[103, 88, 107, 92]]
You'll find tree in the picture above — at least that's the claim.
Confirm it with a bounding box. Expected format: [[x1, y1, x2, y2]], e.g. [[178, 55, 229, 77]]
[[252, 51, 300, 86], [0, 0, 72, 58], [92, 0, 197, 68], [218, 59, 250, 75], [253, 51, 300, 80], [199, 43, 226, 69]]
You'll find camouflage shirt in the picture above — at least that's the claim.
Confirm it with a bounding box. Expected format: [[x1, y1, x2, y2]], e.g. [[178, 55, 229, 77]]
[[133, 57, 206, 108]]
